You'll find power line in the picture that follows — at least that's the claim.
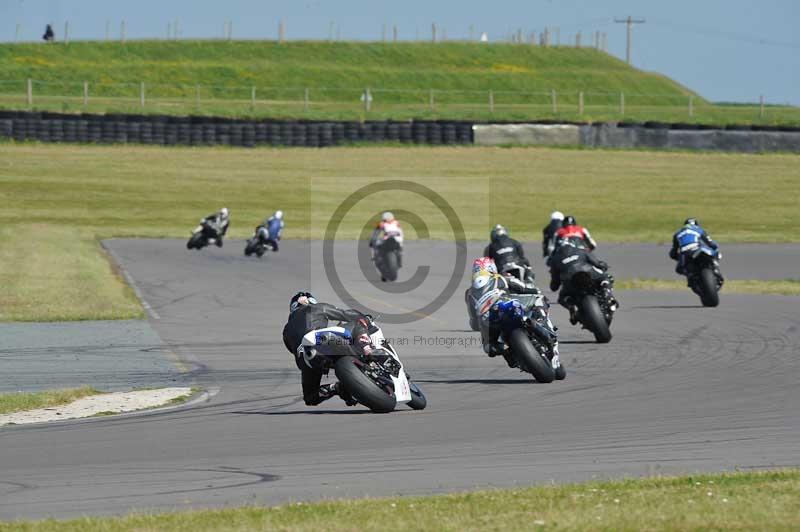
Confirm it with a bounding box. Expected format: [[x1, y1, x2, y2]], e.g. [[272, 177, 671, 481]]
[[614, 16, 645, 65]]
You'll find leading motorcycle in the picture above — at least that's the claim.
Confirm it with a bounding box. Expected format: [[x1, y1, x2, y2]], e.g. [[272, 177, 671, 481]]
[[373, 236, 402, 282], [299, 317, 426, 413]]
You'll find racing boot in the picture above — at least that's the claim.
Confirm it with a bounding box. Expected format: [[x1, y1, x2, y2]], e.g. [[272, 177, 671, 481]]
[[329, 382, 358, 406], [484, 341, 505, 358], [501, 349, 519, 369], [568, 305, 579, 325]]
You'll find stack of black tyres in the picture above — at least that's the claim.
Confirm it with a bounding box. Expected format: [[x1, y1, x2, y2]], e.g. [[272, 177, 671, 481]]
[[412, 121, 427, 144]]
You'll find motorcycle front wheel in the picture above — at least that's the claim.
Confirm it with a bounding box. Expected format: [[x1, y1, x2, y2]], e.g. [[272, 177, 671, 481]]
[[334, 356, 397, 413], [508, 328, 554, 383]]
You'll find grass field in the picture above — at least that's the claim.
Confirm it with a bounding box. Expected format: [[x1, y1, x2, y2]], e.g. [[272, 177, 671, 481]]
[[618, 278, 800, 296], [2, 40, 798, 124], [0, 386, 100, 415], [2, 143, 798, 320], [1, 469, 796, 531]]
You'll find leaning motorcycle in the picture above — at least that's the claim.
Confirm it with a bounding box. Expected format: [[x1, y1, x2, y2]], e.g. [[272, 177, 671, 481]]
[[244, 230, 269, 257], [299, 318, 426, 413], [186, 219, 221, 250], [560, 263, 617, 343], [683, 246, 723, 307], [493, 294, 565, 383], [373, 236, 402, 282]]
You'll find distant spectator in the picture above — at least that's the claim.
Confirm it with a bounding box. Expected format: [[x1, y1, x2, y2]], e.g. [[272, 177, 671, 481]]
[[43, 24, 55, 42]]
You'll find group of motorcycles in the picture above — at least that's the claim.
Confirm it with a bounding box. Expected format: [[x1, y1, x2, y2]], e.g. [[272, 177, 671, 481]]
[[186, 216, 276, 258]]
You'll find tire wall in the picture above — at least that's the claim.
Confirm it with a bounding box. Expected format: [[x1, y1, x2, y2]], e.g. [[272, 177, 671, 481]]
[[0, 111, 474, 148]]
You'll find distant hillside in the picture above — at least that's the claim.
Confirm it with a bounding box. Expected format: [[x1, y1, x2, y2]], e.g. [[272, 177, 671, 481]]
[[1, 40, 700, 97], [8, 40, 795, 125]]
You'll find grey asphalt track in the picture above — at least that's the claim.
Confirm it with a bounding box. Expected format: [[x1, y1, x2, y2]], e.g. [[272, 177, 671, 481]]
[[0, 239, 798, 520]]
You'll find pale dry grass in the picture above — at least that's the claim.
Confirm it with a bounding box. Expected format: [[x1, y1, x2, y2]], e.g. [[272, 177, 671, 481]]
[[0, 386, 100, 415]]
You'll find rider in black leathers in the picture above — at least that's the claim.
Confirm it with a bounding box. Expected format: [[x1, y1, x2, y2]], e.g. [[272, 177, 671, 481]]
[[282, 292, 370, 406], [542, 211, 564, 258], [484, 224, 536, 291], [548, 242, 615, 323]]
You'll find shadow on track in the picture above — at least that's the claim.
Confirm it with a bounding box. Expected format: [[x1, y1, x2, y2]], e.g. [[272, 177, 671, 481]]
[[416, 378, 534, 385], [230, 409, 374, 416]]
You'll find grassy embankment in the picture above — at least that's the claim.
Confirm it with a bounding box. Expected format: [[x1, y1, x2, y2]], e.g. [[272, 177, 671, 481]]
[[1, 40, 797, 125], [1, 469, 797, 531], [2, 144, 798, 320], [0, 386, 101, 415]]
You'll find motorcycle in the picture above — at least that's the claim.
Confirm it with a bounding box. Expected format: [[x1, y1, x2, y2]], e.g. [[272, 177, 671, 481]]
[[373, 236, 402, 282], [187, 219, 222, 250], [493, 293, 565, 383], [500, 262, 537, 292], [299, 317, 426, 413], [560, 263, 617, 344], [244, 228, 270, 258], [683, 246, 723, 307]]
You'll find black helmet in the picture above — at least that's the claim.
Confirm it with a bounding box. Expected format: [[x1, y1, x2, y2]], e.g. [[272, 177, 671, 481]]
[[563, 215, 576, 226], [290, 291, 316, 312], [684, 218, 698, 226], [490, 224, 508, 242]]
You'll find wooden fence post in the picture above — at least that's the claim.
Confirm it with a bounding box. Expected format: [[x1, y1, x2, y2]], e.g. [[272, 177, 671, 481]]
[[251, 86, 256, 111], [139, 81, 145, 108], [195, 85, 200, 110], [551, 89, 557, 113], [688, 95, 694, 117], [620, 92, 625, 115], [578, 91, 584, 115], [759, 94, 764, 118], [26, 78, 32, 107], [364, 88, 371, 112], [83, 81, 89, 106], [488, 90, 494, 112], [304, 88, 309, 112], [429, 89, 435, 111]]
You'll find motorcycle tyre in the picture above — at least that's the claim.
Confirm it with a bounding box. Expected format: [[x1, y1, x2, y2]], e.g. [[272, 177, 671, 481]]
[[334, 356, 397, 413], [187, 233, 205, 250], [699, 267, 720, 307], [406, 381, 427, 410], [580, 295, 612, 344], [508, 328, 555, 383]]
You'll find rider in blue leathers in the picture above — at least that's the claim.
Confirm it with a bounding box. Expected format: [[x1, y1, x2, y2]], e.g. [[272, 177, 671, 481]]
[[669, 218, 719, 275], [257, 210, 284, 252]]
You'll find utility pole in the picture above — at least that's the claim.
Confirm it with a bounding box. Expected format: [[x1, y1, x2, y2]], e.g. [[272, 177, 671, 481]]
[[614, 16, 645, 65]]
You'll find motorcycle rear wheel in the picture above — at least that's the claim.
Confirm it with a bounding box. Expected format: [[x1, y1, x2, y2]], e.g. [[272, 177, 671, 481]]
[[699, 267, 720, 307], [383, 251, 399, 282], [334, 356, 397, 413], [580, 295, 612, 344], [508, 328, 554, 383]]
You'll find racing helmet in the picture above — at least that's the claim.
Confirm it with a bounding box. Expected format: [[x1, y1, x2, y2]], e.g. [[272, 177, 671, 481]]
[[219, 207, 229, 219], [274, 210, 283, 220], [472, 257, 497, 275], [684, 217, 698, 226], [562, 215, 576, 226], [550, 211, 565, 221], [289, 291, 317, 312], [490, 224, 508, 242], [381, 211, 394, 222]]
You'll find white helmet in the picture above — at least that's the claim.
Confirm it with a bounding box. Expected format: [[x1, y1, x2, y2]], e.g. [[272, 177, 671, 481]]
[[381, 211, 394, 222], [220, 207, 229, 218], [550, 211, 564, 221], [274, 210, 283, 220]]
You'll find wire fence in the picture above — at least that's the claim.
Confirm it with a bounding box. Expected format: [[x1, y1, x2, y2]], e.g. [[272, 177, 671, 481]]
[[0, 79, 788, 122]]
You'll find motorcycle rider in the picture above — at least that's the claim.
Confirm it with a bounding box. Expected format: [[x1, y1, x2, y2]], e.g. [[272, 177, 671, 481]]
[[196, 207, 230, 247], [370, 211, 404, 262], [483, 224, 536, 292], [282, 291, 372, 406], [554, 215, 596, 251], [548, 239, 616, 324], [669, 218, 721, 276], [542, 211, 564, 258], [256, 210, 284, 252]]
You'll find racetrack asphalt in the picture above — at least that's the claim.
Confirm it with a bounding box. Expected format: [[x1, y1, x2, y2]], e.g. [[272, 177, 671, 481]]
[[0, 239, 798, 520]]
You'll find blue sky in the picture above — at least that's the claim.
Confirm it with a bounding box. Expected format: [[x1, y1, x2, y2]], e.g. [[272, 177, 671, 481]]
[[2, 0, 798, 104]]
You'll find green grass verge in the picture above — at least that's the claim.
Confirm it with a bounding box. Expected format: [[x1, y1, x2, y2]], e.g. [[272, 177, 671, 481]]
[[0, 224, 144, 321], [1, 469, 797, 530], [0, 386, 101, 415], [618, 278, 800, 296], [2, 40, 797, 125]]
